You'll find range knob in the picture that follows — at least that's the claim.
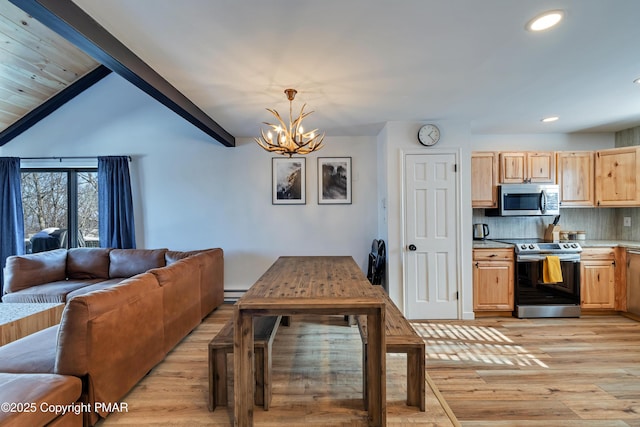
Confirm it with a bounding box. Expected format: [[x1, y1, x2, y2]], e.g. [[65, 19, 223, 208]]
[[520, 244, 527, 250], [529, 244, 535, 249], [571, 243, 578, 248]]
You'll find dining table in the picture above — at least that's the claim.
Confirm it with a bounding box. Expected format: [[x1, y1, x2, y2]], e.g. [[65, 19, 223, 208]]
[[233, 255, 386, 426]]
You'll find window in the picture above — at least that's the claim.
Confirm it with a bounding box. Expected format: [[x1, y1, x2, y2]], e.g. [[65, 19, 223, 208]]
[[21, 169, 98, 253]]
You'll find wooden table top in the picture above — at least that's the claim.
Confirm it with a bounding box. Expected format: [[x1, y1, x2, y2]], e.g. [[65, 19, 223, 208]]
[[238, 256, 381, 311], [242, 256, 374, 298]]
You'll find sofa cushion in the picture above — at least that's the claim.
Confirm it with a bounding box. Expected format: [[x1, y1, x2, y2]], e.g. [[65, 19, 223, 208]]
[[165, 249, 202, 264], [67, 247, 111, 279], [0, 373, 82, 427], [0, 325, 58, 373], [190, 249, 224, 318], [109, 248, 167, 278], [149, 257, 202, 353], [65, 278, 124, 300], [3, 249, 67, 294], [55, 272, 165, 418], [1, 279, 103, 303]]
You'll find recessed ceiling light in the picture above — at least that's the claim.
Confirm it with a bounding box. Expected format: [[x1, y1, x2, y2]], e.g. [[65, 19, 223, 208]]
[[526, 10, 564, 32], [634, 77, 640, 84], [542, 116, 559, 123]]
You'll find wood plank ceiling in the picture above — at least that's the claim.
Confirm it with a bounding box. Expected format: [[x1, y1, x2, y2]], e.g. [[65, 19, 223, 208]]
[[2, 0, 234, 148], [0, 0, 99, 136]]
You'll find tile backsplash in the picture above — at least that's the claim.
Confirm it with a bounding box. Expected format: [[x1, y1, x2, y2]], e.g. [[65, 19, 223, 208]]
[[472, 207, 640, 241]]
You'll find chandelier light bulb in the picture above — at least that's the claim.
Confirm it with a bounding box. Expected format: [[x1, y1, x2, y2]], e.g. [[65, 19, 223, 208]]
[[254, 88, 325, 157]]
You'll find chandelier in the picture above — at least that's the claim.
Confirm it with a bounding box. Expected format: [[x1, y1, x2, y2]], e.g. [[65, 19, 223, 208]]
[[254, 89, 324, 157]]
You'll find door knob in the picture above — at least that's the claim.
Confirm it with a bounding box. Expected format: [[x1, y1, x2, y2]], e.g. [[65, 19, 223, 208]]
[[408, 244, 417, 251]]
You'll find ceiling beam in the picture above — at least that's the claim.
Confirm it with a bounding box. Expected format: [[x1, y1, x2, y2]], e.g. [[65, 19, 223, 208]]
[[9, 0, 235, 147], [0, 65, 112, 147]]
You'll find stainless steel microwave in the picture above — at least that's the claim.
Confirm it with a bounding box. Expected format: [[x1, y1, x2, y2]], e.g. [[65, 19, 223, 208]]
[[492, 184, 560, 216]]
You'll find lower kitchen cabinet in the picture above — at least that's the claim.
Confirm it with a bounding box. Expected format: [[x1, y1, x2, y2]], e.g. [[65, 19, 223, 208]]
[[473, 248, 514, 312], [627, 250, 640, 316], [580, 247, 616, 309]]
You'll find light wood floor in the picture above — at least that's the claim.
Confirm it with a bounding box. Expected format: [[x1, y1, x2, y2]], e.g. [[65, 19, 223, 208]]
[[419, 314, 640, 427], [97, 306, 640, 426], [98, 304, 455, 426]]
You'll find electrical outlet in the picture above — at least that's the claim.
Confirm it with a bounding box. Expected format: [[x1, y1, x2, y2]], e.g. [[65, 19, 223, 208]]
[[624, 217, 631, 227]]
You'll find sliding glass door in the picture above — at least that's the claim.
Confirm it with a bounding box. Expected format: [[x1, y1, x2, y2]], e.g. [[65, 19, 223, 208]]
[[21, 169, 98, 253]]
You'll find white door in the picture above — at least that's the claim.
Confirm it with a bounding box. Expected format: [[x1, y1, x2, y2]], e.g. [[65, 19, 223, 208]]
[[404, 153, 459, 319]]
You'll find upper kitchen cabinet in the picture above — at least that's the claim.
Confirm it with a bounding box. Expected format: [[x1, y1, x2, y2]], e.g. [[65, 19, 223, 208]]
[[556, 151, 595, 207], [595, 146, 640, 207], [499, 152, 555, 184], [471, 152, 498, 208]]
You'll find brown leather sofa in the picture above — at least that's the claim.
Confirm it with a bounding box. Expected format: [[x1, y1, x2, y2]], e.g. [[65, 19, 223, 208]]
[[0, 373, 83, 426], [0, 247, 224, 426]]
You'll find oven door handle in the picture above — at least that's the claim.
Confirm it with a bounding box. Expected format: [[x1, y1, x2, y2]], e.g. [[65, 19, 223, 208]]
[[517, 254, 581, 262]]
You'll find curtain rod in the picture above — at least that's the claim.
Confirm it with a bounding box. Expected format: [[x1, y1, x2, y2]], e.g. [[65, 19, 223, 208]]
[[20, 156, 132, 162]]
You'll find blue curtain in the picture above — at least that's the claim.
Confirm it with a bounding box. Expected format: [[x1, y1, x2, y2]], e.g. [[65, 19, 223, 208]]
[[98, 156, 136, 249], [0, 157, 25, 295]]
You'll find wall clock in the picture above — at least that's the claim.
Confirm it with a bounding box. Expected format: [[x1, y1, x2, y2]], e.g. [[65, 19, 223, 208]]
[[418, 124, 440, 146]]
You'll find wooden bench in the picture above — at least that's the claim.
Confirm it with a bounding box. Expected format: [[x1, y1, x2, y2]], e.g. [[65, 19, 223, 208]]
[[357, 286, 426, 411], [208, 315, 281, 411]]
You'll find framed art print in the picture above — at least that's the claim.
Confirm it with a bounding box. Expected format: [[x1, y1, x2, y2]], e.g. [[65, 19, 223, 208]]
[[272, 157, 306, 204], [318, 157, 352, 204]]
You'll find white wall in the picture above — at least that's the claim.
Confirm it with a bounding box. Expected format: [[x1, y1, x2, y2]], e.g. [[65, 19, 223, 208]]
[[0, 74, 380, 295]]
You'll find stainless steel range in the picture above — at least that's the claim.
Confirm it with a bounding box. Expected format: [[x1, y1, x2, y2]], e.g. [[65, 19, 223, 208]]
[[499, 239, 582, 318]]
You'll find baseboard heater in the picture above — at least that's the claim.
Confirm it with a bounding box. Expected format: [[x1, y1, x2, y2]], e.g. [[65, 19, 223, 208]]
[[223, 289, 249, 303]]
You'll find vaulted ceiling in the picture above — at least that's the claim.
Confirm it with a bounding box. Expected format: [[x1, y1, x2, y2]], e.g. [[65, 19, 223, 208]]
[[3, 0, 640, 148], [0, 0, 102, 143]]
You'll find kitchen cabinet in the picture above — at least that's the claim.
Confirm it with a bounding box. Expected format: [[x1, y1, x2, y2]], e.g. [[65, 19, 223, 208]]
[[471, 152, 498, 208], [627, 250, 640, 316], [473, 248, 514, 311], [580, 247, 616, 309], [595, 146, 640, 207], [556, 151, 594, 207], [499, 151, 555, 184]]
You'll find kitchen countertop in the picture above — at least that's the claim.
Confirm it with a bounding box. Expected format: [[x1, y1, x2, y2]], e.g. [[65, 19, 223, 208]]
[[472, 240, 514, 249], [473, 239, 640, 250], [578, 240, 640, 250]]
